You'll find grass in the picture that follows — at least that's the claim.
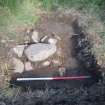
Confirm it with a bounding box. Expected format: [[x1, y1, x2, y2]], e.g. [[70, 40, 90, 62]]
[[0, 0, 40, 41], [0, 0, 105, 30]]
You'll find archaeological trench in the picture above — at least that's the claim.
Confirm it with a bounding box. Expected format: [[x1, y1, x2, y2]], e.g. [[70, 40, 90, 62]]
[[0, 11, 105, 105], [8, 12, 102, 89]]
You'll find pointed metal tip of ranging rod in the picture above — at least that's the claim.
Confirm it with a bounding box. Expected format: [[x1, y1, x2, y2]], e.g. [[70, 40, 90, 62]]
[[16, 75, 91, 81]]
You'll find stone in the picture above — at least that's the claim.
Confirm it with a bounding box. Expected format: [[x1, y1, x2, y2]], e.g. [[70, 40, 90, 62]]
[[31, 30, 39, 43], [12, 58, 24, 73], [48, 38, 57, 45], [52, 60, 61, 66], [58, 67, 66, 76], [24, 62, 33, 71], [25, 43, 56, 62], [13, 45, 26, 57], [42, 61, 50, 66]]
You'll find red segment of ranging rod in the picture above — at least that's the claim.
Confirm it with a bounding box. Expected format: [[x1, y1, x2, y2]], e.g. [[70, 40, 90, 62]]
[[53, 76, 91, 80], [16, 76, 91, 81]]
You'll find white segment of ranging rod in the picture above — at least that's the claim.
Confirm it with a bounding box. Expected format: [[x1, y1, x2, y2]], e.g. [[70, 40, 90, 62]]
[[17, 77, 53, 81], [16, 76, 91, 81]]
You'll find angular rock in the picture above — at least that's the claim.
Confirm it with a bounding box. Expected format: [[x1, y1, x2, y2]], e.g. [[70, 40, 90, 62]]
[[12, 58, 24, 73], [13, 45, 26, 57], [25, 43, 56, 62], [31, 31, 39, 43], [24, 62, 33, 71]]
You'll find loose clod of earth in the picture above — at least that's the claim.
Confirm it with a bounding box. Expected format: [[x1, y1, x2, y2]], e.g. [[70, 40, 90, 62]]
[[12, 45, 26, 58], [24, 43, 57, 62], [24, 62, 33, 71]]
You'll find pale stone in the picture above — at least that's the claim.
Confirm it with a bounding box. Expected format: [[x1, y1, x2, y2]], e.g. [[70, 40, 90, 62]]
[[52, 60, 61, 66], [12, 58, 24, 73], [31, 31, 39, 43], [42, 61, 50, 66], [24, 62, 33, 71], [13, 45, 26, 57], [48, 38, 57, 45], [25, 43, 56, 62], [58, 67, 66, 76]]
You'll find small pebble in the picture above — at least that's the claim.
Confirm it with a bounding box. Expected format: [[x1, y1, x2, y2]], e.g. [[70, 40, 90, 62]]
[[48, 38, 57, 45], [42, 61, 50, 66], [24, 62, 33, 71], [13, 45, 26, 57], [59, 67, 66, 76], [12, 58, 24, 73]]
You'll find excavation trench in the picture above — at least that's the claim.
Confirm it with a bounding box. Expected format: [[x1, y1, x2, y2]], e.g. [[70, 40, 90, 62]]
[[10, 13, 101, 89]]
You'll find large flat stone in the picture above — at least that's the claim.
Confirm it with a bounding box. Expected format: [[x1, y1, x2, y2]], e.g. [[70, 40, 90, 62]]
[[25, 43, 56, 62]]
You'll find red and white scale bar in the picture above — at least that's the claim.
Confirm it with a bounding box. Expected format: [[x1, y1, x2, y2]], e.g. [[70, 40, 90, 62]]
[[17, 76, 91, 81]]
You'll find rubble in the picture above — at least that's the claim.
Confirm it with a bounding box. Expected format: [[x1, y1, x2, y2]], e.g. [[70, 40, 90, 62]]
[[24, 62, 33, 71], [12, 45, 26, 57], [58, 67, 66, 76]]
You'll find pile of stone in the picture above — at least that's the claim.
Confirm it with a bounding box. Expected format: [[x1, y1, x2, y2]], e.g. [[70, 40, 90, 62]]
[[10, 30, 65, 75]]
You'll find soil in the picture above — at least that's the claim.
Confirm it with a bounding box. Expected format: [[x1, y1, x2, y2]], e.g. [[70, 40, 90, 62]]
[[35, 13, 79, 69], [0, 10, 104, 105], [10, 12, 102, 88]]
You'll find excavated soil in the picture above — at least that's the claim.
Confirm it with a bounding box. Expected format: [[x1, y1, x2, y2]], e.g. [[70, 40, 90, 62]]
[[10, 12, 102, 89], [0, 11, 104, 105]]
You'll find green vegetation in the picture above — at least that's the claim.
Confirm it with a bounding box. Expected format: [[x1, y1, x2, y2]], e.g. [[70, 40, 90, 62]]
[[0, 0, 104, 45], [0, 0, 105, 22]]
